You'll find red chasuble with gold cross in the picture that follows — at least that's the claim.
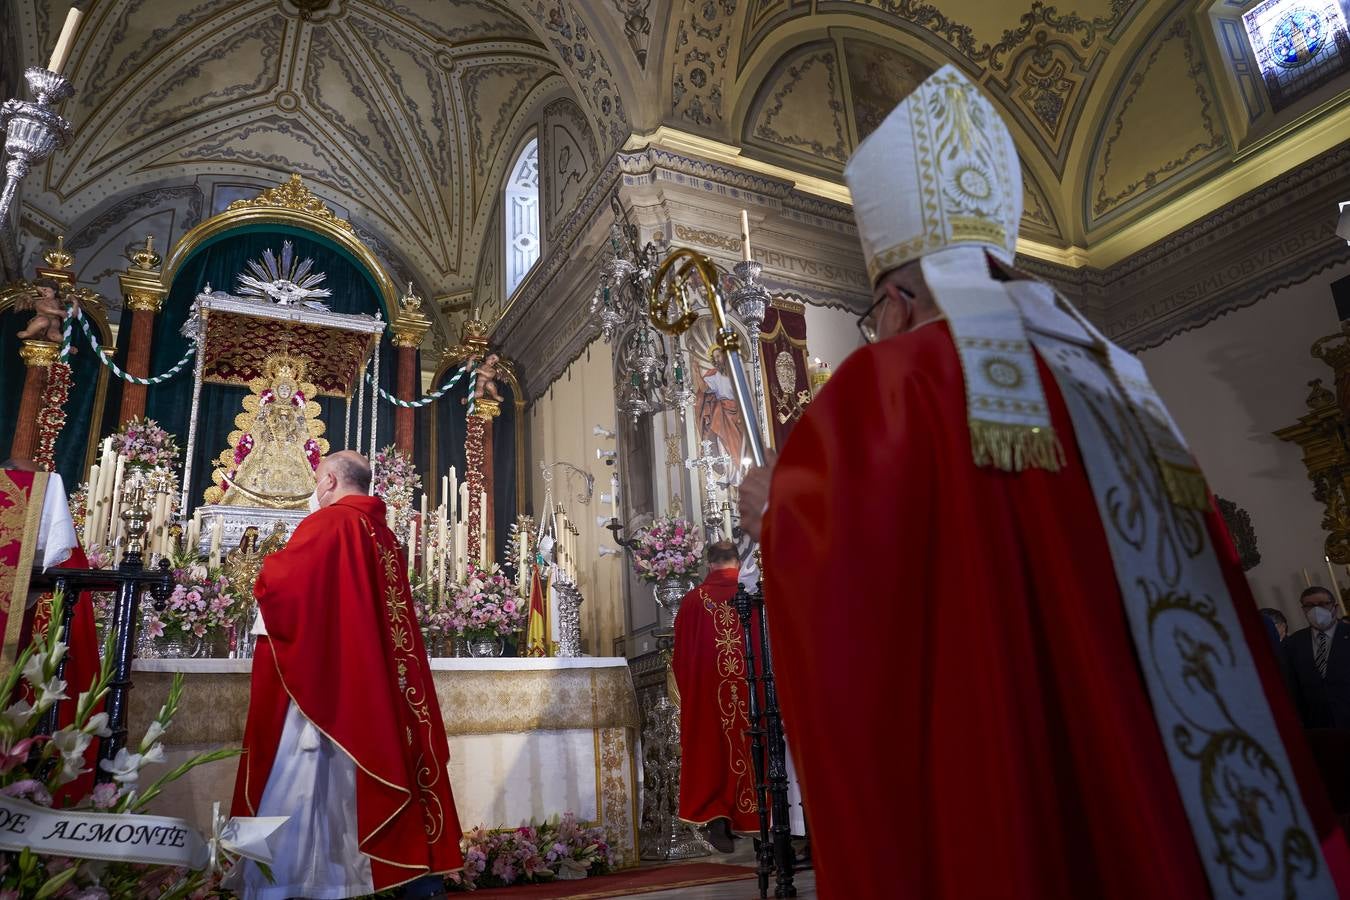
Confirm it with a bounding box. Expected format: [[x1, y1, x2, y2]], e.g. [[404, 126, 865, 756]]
[[672, 567, 759, 832], [232, 494, 463, 890]]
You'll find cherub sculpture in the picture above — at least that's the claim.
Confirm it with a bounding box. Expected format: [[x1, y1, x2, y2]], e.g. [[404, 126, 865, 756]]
[[466, 353, 505, 403], [14, 278, 73, 346]]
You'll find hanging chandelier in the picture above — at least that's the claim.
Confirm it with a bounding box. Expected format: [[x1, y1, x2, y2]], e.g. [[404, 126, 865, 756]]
[[590, 198, 694, 421]]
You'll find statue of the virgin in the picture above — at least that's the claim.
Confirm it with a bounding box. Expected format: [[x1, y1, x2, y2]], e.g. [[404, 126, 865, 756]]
[[204, 354, 327, 509]]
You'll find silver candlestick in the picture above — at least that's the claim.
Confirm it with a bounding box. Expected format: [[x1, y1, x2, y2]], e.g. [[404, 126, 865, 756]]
[[729, 260, 772, 444], [0, 68, 75, 235]]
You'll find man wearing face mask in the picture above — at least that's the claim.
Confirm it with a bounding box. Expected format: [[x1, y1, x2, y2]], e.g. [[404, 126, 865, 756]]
[[737, 66, 1348, 899], [1282, 586, 1350, 730], [231, 450, 462, 898]]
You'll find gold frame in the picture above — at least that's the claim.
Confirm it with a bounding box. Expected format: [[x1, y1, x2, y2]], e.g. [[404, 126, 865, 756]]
[[0, 282, 113, 476]]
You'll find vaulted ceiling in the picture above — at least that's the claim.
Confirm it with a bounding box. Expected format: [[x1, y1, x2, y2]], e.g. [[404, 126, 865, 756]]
[[12, 0, 617, 337], [8, 0, 1347, 341], [648, 0, 1350, 263]]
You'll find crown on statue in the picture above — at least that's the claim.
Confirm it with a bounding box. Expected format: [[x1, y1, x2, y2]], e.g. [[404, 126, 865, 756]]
[[262, 354, 308, 398]]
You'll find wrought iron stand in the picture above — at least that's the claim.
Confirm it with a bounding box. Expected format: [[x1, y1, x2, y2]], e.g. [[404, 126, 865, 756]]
[[734, 578, 797, 898], [29, 555, 172, 780]]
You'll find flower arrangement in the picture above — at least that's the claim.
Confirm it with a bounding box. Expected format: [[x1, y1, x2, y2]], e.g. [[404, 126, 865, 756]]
[[33, 360, 71, 473], [372, 445, 421, 544], [0, 594, 238, 897], [111, 416, 182, 472], [630, 516, 703, 583], [447, 814, 614, 890], [411, 576, 454, 654], [140, 563, 242, 649], [450, 564, 524, 641]]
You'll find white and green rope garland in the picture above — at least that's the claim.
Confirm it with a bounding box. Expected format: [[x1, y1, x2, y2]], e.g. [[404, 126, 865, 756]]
[[63, 305, 195, 384]]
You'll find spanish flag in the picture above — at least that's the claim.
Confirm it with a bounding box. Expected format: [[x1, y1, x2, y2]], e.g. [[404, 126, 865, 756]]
[[524, 563, 549, 657]]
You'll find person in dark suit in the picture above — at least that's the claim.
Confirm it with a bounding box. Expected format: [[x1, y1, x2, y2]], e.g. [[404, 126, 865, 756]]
[[1281, 586, 1350, 729]]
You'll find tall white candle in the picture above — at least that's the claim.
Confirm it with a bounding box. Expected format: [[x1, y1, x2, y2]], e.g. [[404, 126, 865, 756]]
[[479, 491, 488, 567], [740, 209, 752, 262], [448, 467, 458, 523], [46, 7, 84, 76], [209, 519, 223, 569]]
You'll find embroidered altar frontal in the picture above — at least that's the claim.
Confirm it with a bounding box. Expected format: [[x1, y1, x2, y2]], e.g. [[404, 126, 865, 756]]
[[127, 657, 642, 866]]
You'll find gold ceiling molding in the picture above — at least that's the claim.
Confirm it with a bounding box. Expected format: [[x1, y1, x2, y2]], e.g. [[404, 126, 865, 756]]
[[225, 173, 355, 233], [161, 175, 399, 315], [635, 95, 1349, 271]]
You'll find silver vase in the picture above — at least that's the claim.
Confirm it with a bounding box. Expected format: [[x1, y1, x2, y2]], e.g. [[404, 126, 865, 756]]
[[653, 576, 694, 620], [468, 636, 505, 658]]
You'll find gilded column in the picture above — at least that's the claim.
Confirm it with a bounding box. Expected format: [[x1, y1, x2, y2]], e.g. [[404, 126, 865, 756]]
[[390, 284, 432, 453], [9, 239, 77, 462], [8, 340, 59, 462], [472, 397, 501, 557], [116, 237, 167, 424]]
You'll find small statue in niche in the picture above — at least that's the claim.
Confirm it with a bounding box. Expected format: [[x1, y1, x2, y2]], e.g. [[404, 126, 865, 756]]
[[465, 353, 505, 404], [14, 278, 74, 346]]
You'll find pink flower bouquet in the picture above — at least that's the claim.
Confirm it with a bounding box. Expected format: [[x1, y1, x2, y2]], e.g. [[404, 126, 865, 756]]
[[630, 516, 703, 584], [450, 564, 525, 641]]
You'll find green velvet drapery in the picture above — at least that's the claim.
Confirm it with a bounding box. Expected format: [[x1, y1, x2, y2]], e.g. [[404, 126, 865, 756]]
[[417, 373, 518, 561], [0, 307, 106, 487], [143, 227, 395, 510]]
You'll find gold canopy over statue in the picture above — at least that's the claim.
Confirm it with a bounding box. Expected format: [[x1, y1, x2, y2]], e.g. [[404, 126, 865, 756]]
[[205, 354, 327, 509]]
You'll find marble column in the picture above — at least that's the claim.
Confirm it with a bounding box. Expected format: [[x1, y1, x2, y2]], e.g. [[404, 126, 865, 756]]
[[390, 285, 432, 453], [8, 340, 59, 462], [116, 238, 167, 424]]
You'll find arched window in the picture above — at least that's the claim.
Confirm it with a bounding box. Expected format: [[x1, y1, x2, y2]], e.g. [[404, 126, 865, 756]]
[[504, 138, 540, 297]]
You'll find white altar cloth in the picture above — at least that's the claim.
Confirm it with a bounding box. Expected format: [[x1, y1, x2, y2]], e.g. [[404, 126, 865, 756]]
[[127, 656, 642, 866]]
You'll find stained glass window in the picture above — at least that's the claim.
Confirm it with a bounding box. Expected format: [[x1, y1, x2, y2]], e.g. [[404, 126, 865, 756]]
[[1242, 0, 1350, 111], [504, 138, 540, 297]]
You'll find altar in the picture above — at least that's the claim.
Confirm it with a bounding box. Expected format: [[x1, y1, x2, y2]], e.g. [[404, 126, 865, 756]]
[[127, 657, 643, 867]]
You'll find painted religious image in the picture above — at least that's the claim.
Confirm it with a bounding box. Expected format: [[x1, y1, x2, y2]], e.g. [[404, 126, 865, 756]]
[[687, 316, 750, 474]]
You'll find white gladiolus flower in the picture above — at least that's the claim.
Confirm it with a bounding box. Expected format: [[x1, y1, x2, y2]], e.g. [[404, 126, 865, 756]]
[[85, 712, 112, 738], [51, 728, 94, 786], [139, 720, 165, 749], [0, 699, 35, 730], [98, 748, 142, 785]]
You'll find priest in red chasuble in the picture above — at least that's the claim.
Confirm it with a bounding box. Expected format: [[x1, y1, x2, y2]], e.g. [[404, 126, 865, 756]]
[[231, 451, 462, 898], [740, 66, 1350, 900], [672, 541, 758, 850]]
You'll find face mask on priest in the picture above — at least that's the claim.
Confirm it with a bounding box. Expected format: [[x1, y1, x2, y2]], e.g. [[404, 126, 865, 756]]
[[309, 466, 339, 512]]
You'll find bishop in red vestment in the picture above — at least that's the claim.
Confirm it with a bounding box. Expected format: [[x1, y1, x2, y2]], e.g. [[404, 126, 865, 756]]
[[232, 452, 462, 897], [740, 66, 1350, 900], [672, 541, 758, 847]]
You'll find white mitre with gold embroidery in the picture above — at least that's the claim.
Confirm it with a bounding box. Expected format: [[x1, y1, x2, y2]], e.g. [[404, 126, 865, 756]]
[[844, 65, 1208, 507], [845, 64, 1060, 472]]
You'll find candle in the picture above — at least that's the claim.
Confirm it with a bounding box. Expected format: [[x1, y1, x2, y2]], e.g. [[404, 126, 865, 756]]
[[458, 482, 469, 524], [46, 6, 84, 76], [740, 209, 752, 262], [441, 475, 448, 509], [1304, 567, 1314, 588], [449, 467, 458, 523], [209, 519, 224, 567], [1326, 556, 1347, 615], [406, 520, 416, 578], [610, 473, 619, 522], [479, 491, 488, 567]]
